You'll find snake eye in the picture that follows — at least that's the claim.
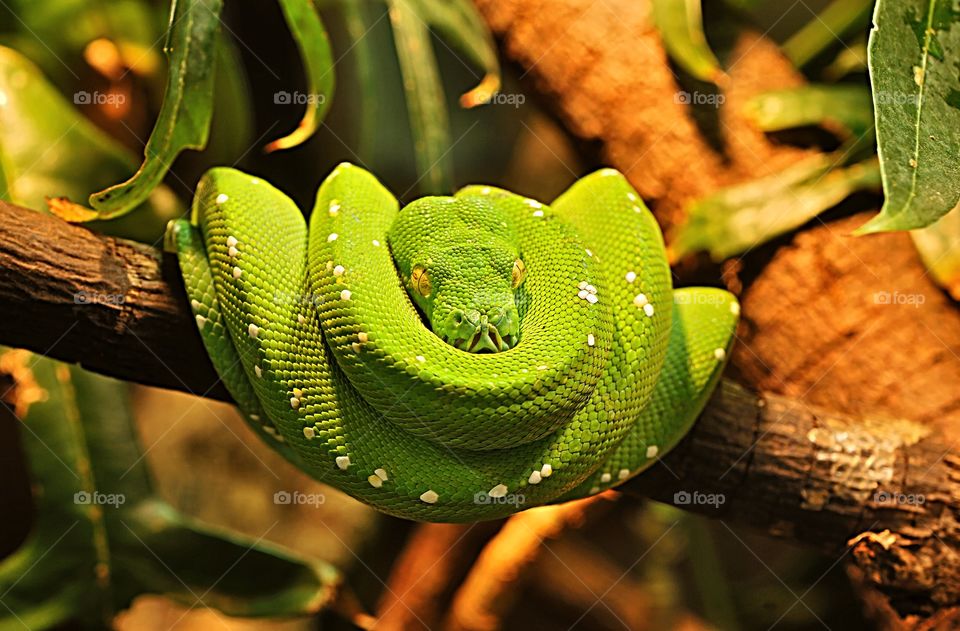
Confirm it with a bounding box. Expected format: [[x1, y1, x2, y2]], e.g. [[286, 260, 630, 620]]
[[411, 265, 432, 297], [511, 259, 527, 288]]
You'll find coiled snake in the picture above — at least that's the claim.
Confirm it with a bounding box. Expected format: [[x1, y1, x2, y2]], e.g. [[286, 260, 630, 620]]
[[166, 164, 738, 522]]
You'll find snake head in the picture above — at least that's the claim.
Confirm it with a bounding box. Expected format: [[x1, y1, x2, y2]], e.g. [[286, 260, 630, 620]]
[[410, 251, 523, 353], [388, 197, 526, 353]]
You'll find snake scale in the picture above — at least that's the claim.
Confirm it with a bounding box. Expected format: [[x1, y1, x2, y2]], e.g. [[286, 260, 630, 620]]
[[165, 164, 738, 522]]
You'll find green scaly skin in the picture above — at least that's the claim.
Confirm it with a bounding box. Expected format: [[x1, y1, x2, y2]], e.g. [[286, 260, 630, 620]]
[[165, 164, 739, 522]]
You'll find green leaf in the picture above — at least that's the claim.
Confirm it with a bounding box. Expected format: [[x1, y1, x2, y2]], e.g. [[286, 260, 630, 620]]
[[652, 0, 726, 85], [405, 0, 501, 106], [911, 203, 960, 299], [671, 156, 882, 261], [858, 0, 960, 233], [744, 84, 874, 139], [341, 0, 385, 163], [781, 0, 874, 68], [264, 0, 335, 152], [0, 353, 340, 629], [203, 34, 255, 164], [823, 35, 869, 81], [0, 46, 180, 241], [387, 0, 452, 193], [87, 0, 223, 219]]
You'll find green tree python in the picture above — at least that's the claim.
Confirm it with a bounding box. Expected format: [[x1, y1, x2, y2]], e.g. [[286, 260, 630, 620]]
[[165, 164, 738, 522]]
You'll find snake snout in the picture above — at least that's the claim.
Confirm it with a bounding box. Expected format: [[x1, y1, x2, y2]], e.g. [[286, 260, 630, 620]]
[[442, 308, 518, 353]]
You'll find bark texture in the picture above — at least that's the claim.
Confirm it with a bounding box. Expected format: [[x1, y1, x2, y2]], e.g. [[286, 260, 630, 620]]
[[474, 0, 814, 230]]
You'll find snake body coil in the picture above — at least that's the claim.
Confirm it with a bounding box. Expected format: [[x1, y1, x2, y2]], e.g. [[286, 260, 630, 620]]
[[167, 164, 738, 522]]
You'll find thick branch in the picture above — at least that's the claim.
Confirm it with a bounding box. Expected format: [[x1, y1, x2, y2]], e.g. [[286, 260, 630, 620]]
[[0, 200, 230, 401], [0, 199, 957, 615]]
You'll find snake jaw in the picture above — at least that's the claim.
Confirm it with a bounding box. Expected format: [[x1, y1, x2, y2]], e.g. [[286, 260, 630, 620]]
[[468, 317, 504, 353], [442, 309, 518, 353]]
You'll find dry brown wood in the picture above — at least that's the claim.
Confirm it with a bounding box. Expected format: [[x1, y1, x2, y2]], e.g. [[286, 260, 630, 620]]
[[442, 498, 603, 631], [373, 522, 501, 630], [474, 0, 814, 231], [0, 199, 230, 401], [1, 200, 959, 617]]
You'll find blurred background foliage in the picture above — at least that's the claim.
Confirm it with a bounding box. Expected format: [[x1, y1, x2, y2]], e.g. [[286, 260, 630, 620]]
[[0, 0, 923, 627]]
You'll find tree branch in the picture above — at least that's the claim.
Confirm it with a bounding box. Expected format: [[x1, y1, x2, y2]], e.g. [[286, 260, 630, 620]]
[[0, 199, 230, 401], [1, 199, 957, 617]]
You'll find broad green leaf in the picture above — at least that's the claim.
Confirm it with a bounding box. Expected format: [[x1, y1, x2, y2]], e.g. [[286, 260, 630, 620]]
[[912, 203, 960, 299], [744, 84, 874, 139], [264, 0, 335, 152], [652, 0, 726, 85], [781, 0, 874, 68], [671, 156, 881, 261], [405, 0, 501, 106], [858, 0, 960, 233], [87, 0, 223, 219], [387, 0, 452, 193], [0, 352, 340, 629], [0, 46, 180, 242]]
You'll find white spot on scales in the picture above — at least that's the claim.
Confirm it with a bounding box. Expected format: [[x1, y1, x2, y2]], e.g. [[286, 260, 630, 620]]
[[488, 484, 508, 498]]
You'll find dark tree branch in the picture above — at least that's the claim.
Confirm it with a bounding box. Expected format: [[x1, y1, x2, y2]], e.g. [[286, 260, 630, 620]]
[[0, 199, 230, 401], [0, 199, 956, 618]]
